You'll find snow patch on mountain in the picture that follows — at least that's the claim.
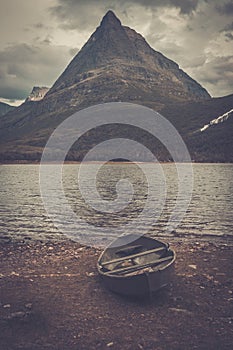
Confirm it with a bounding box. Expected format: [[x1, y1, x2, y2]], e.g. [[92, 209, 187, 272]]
[[200, 109, 233, 132]]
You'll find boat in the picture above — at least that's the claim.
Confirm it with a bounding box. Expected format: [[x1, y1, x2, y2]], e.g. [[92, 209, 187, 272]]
[[97, 234, 175, 297]]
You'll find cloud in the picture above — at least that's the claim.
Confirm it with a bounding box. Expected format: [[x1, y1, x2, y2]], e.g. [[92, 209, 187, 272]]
[[225, 32, 233, 40], [216, 1, 233, 15], [220, 21, 233, 41], [170, 0, 199, 14], [0, 0, 232, 100], [223, 21, 233, 31], [188, 55, 233, 96], [0, 41, 74, 100], [50, 0, 107, 31], [0, 97, 24, 107], [143, 1, 233, 96], [50, 0, 200, 32]]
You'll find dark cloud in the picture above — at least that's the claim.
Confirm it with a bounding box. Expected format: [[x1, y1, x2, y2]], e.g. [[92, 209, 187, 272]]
[[171, 0, 199, 14], [50, 0, 200, 31], [220, 20, 233, 41], [0, 42, 73, 100], [193, 55, 233, 96], [216, 1, 233, 15], [0, 0, 232, 101], [223, 21, 233, 31], [49, 0, 102, 31], [225, 32, 233, 40]]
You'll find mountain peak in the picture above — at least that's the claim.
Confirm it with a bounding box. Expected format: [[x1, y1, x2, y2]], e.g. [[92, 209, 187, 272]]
[[100, 10, 121, 27], [26, 86, 49, 102], [48, 10, 210, 101]]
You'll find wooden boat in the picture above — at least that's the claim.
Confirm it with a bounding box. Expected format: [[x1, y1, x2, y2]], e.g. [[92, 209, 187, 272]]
[[97, 234, 175, 297]]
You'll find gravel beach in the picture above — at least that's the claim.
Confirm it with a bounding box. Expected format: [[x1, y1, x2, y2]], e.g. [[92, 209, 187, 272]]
[[0, 238, 232, 350]]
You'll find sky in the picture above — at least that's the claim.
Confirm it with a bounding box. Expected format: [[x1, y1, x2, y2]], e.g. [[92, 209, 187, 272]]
[[0, 0, 233, 106]]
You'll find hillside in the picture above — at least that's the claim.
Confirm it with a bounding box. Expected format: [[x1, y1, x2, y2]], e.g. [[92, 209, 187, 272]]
[[0, 102, 15, 117]]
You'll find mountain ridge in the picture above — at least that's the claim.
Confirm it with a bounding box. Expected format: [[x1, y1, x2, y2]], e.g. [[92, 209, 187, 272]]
[[0, 10, 232, 162], [26, 86, 49, 102], [48, 10, 210, 102], [0, 102, 15, 117]]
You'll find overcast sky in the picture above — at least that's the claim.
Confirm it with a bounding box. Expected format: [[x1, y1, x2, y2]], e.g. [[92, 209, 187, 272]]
[[0, 0, 233, 105]]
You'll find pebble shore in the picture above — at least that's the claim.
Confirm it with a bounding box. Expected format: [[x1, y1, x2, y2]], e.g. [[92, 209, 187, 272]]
[[0, 239, 232, 350]]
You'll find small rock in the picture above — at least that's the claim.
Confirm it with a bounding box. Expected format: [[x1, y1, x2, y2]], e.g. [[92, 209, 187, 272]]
[[204, 274, 214, 281], [11, 271, 19, 276], [107, 342, 114, 347], [194, 301, 201, 307], [8, 311, 26, 320], [77, 247, 85, 252], [172, 296, 183, 303], [169, 307, 192, 315], [86, 272, 95, 277], [188, 264, 197, 270], [25, 303, 33, 310], [224, 279, 232, 286]]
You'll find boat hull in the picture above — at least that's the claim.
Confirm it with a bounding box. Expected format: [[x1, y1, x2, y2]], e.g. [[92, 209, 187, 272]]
[[97, 234, 175, 297]]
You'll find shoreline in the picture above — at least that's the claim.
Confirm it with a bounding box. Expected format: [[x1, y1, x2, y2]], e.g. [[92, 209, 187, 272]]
[[0, 238, 232, 350], [1, 161, 233, 165], [1, 232, 233, 246]]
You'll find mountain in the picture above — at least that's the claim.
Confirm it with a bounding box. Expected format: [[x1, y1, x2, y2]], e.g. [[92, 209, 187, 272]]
[[0, 11, 232, 162], [162, 93, 233, 162], [0, 102, 15, 117], [26, 86, 49, 102], [47, 10, 209, 104]]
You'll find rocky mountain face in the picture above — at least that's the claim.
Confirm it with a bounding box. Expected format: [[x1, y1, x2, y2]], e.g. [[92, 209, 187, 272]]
[[0, 11, 232, 162], [162, 93, 233, 162], [47, 10, 209, 108], [26, 86, 49, 102], [0, 102, 15, 117]]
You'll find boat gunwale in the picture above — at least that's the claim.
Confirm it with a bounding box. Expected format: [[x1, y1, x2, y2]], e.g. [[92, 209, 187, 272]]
[[97, 235, 176, 279]]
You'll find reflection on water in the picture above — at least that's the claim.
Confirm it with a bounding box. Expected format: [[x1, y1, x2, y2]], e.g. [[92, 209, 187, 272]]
[[0, 163, 233, 242]]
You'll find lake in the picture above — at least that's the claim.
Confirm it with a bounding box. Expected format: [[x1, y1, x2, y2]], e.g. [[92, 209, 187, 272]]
[[0, 163, 233, 244]]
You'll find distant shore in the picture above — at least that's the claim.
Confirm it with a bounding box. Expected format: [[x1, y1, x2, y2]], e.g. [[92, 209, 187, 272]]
[[1, 160, 233, 165], [0, 238, 232, 350]]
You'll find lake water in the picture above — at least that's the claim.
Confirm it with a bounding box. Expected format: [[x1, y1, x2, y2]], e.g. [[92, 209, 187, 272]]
[[0, 163, 233, 244]]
